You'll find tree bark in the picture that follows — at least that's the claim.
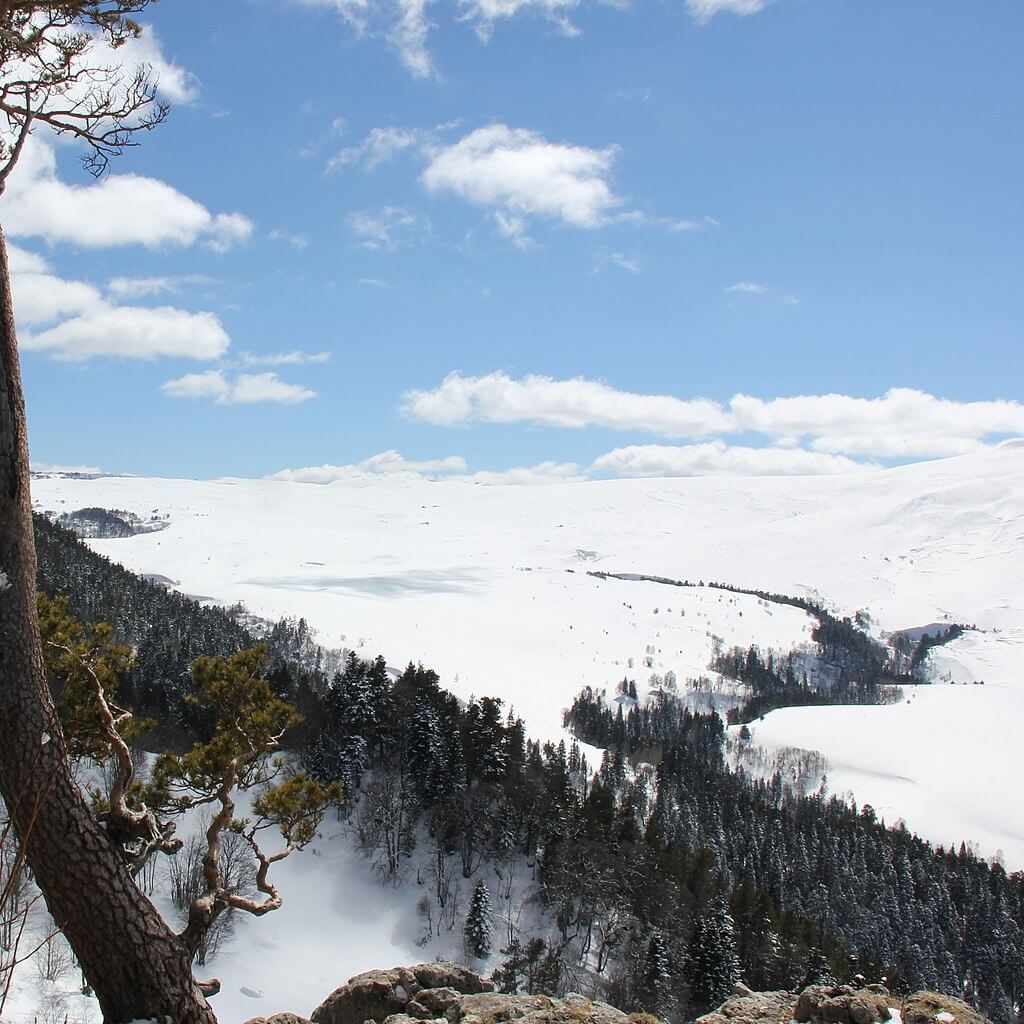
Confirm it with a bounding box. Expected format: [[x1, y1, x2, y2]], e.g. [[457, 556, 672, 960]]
[[0, 227, 217, 1023]]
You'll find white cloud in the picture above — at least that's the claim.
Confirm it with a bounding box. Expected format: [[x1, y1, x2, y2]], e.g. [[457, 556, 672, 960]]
[[404, 373, 1024, 459], [592, 442, 867, 478], [6, 244, 48, 275], [459, 461, 583, 485], [403, 371, 732, 435], [160, 370, 230, 401], [458, 0, 581, 41], [295, 0, 436, 78], [422, 123, 621, 229], [730, 390, 1024, 458], [162, 371, 316, 406], [594, 248, 640, 274], [0, 24, 199, 168], [686, 0, 770, 25], [1, 138, 253, 250], [347, 206, 425, 249], [10, 250, 231, 362], [242, 351, 332, 366], [13, 272, 103, 327], [22, 306, 230, 362], [727, 281, 768, 294], [231, 374, 316, 405], [493, 211, 533, 249], [268, 451, 581, 485], [114, 26, 201, 105], [106, 275, 214, 299], [329, 126, 425, 171], [391, 0, 435, 77], [269, 450, 468, 482]]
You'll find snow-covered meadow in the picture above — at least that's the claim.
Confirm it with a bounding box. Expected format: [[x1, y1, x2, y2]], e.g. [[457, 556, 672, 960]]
[[9, 442, 1023, 1021]]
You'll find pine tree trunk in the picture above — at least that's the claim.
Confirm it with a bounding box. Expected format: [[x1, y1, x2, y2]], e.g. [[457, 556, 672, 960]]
[[0, 228, 218, 1023]]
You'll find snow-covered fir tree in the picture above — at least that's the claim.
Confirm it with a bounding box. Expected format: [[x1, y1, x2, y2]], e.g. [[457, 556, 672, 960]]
[[686, 894, 741, 1012], [465, 879, 493, 959]]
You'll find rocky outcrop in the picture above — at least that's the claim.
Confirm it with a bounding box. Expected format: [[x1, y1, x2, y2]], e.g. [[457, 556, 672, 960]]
[[696, 982, 995, 1024], [244, 1015, 313, 1024], [451, 991, 651, 1024], [310, 962, 494, 1024], [902, 991, 991, 1024], [793, 984, 893, 1024], [694, 983, 797, 1024], [304, 964, 662, 1024], [249, 964, 992, 1024]]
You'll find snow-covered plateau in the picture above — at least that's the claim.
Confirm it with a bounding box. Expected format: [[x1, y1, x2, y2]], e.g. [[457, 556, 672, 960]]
[[12, 443, 1023, 1022]]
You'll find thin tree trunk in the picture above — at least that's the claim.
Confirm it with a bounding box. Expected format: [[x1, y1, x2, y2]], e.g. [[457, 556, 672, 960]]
[[0, 227, 217, 1023]]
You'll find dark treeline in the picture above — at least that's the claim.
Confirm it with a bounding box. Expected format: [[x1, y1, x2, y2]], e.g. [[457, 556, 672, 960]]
[[33, 513, 329, 739], [591, 571, 911, 722], [888, 625, 971, 677], [566, 687, 1024, 1024]]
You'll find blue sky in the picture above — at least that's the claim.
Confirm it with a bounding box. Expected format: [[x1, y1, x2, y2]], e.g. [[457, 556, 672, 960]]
[[5, 0, 1024, 481]]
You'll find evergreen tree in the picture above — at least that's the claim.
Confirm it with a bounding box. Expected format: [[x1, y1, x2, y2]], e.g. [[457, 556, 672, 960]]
[[801, 948, 837, 988], [493, 937, 526, 993], [640, 930, 674, 1018], [465, 879, 493, 959], [686, 895, 741, 1012]]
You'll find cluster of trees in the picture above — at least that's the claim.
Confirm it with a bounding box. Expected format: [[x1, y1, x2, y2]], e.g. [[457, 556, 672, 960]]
[[566, 687, 1024, 1023], [887, 625, 971, 677], [712, 640, 903, 724], [588, 571, 914, 722], [34, 512, 334, 741]]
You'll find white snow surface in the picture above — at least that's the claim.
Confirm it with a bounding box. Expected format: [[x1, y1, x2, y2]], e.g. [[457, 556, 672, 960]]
[[13, 446, 1024, 1020]]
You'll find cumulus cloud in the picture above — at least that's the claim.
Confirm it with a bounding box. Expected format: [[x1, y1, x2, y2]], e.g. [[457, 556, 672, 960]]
[[405, 372, 1024, 459], [10, 249, 230, 362], [727, 281, 768, 295], [458, 461, 583, 485], [421, 123, 621, 229], [731, 390, 1024, 458], [23, 306, 230, 362], [162, 371, 315, 405], [6, 244, 47, 275], [686, 0, 771, 25], [114, 26, 201, 104], [404, 371, 732, 435], [14, 272, 103, 326], [592, 442, 867, 478], [1, 138, 253, 250], [269, 450, 468, 482], [268, 451, 582, 484]]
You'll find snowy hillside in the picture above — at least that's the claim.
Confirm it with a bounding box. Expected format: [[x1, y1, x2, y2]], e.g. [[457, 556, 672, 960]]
[[30, 443, 1024, 871], [10, 444, 1023, 1023]]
